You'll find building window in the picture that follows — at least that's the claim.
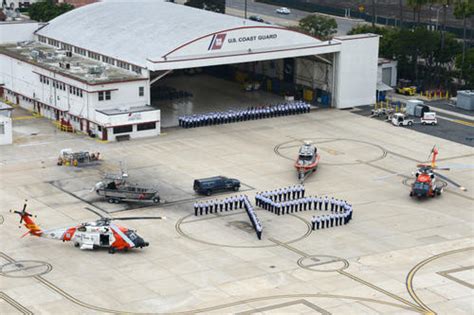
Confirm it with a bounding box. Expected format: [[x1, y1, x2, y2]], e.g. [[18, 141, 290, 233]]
[[0, 123, 5, 135], [98, 91, 110, 101], [137, 122, 156, 131], [139, 87, 144, 97], [113, 125, 133, 134], [117, 60, 130, 70], [131, 65, 142, 74], [98, 125, 102, 132]]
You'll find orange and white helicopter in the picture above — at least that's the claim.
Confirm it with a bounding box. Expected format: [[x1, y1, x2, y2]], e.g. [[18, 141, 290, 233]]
[[409, 146, 468, 198], [11, 202, 164, 254]]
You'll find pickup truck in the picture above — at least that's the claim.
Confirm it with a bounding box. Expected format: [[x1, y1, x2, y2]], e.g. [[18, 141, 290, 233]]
[[391, 113, 414, 126]]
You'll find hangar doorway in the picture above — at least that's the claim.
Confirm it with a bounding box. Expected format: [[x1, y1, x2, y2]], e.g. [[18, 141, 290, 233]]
[[150, 54, 335, 128]]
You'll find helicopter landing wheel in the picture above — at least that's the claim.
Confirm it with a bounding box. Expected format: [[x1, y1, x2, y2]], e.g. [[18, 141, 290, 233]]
[[108, 247, 116, 254], [74, 242, 80, 247]]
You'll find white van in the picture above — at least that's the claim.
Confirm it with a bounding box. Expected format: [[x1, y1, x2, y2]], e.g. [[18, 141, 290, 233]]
[[421, 112, 437, 125]]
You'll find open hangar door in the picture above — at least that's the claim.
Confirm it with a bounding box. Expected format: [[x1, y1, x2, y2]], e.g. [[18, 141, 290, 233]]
[[148, 55, 334, 128], [233, 54, 334, 107]]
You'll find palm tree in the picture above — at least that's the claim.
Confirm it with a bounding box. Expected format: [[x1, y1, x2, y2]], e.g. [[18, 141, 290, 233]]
[[399, 0, 404, 27], [372, 0, 377, 27], [454, 0, 474, 63], [407, 0, 429, 25]]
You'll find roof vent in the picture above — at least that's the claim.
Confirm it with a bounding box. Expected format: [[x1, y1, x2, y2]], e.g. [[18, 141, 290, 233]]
[[89, 66, 105, 75]]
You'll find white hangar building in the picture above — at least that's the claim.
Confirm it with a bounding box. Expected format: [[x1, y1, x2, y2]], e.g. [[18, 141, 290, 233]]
[[0, 0, 379, 141]]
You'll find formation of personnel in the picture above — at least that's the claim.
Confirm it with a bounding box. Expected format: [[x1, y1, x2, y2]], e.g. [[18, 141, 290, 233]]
[[179, 101, 311, 128], [311, 209, 353, 230], [257, 194, 350, 216], [255, 184, 305, 205], [193, 195, 245, 216], [243, 195, 263, 240]]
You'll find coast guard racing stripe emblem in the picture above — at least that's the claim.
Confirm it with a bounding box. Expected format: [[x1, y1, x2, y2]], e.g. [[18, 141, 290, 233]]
[[208, 33, 226, 50]]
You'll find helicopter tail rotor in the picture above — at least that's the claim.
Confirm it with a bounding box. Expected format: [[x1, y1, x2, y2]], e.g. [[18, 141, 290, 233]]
[[10, 201, 42, 236]]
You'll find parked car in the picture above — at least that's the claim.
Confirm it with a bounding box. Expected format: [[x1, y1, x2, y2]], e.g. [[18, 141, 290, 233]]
[[249, 15, 264, 22], [391, 113, 414, 126], [193, 176, 240, 196], [276, 7, 291, 14]]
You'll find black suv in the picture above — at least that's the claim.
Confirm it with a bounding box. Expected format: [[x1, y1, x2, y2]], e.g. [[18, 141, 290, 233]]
[[193, 176, 240, 196], [249, 15, 264, 22]]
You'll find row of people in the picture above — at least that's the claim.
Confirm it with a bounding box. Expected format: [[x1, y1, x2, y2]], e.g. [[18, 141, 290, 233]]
[[179, 101, 311, 128], [256, 184, 305, 203], [311, 211, 352, 230], [258, 195, 351, 215], [243, 196, 263, 240], [193, 195, 245, 216]]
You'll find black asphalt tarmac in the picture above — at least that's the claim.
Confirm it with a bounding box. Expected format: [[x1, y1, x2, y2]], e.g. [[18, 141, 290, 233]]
[[351, 105, 474, 147]]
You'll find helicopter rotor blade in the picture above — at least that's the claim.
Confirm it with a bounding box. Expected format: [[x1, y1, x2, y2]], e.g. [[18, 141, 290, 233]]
[[435, 163, 474, 170], [373, 172, 405, 181], [110, 216, 166, 221], [434, 172, 467, 191]]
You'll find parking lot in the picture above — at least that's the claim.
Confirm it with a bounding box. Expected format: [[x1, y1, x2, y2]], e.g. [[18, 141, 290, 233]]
[[0, 106, 473, 314]]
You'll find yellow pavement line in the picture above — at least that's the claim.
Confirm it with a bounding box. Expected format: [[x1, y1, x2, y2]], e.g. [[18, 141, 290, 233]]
[[453, 119, 474, 127], [13, 115, 37, 121]]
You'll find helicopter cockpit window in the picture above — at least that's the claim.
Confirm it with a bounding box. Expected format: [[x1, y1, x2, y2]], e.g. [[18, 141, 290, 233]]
[[414, 182, 429, 190], [78, 226, 86, 232], [299, 155, 313, 161]]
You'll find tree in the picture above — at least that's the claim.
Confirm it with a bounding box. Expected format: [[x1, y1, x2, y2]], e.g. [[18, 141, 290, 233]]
[[399, 0, 404, 27], [407, 0, 429, 24], [28, 0, 74, 22], [456, 48, 474, 87], [348, 25, 398, 58], [297, 15, 337, 40], [349, 24, 461, 88], [185, 0, 225, 13], [453, 0, 474, 64]]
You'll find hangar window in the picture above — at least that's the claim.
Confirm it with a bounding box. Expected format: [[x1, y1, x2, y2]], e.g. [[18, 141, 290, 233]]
[[139, 87, 144, 97], [0, 123, 5, 135], [113, 125, 132, 134], [137, 122, 155, 131]]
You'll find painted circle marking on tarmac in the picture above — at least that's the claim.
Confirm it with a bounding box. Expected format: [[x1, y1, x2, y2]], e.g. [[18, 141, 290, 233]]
[[0, 260, 52, 278], [176, 213, 312, 249], [297, 255, 349, 272], [274, 138, 387, 166]]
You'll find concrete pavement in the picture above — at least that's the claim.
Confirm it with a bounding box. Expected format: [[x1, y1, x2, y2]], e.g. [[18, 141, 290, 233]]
[[0, 105, 473, 314]]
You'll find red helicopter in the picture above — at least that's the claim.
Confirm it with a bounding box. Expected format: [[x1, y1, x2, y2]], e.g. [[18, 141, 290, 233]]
[[410, 146, 468, 198], [294, 141, 320, 183], [11, 202, 164, 253]]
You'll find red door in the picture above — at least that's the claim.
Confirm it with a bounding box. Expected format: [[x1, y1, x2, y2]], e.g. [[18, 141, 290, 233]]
[[102, 128, 108, 141]]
